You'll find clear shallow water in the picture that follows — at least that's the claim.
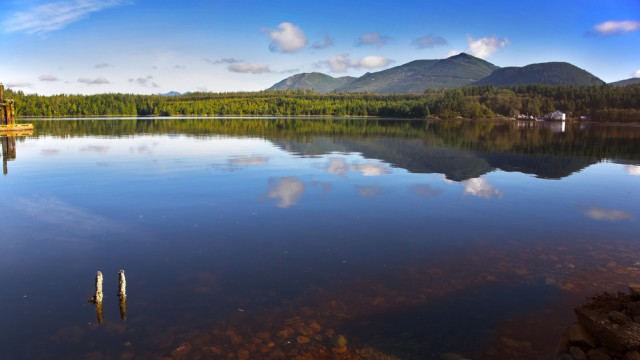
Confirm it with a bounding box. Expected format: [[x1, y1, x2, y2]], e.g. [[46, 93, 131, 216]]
[[1, 118, 639, 359]]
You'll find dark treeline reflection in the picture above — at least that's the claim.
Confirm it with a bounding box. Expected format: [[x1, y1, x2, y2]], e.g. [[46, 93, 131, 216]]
[[30, 118, 640, 162]]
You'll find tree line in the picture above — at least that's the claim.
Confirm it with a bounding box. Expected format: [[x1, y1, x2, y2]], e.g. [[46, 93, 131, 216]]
[[6, 84, 640, 122]]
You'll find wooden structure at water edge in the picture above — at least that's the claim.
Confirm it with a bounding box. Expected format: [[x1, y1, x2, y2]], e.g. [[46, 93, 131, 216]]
[[1, 84, 33, 133]]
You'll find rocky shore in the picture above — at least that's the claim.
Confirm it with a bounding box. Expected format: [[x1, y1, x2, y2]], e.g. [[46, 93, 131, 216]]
[[557, 284, 640, 360]]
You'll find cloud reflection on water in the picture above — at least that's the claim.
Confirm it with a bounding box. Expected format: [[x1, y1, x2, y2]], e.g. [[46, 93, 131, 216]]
[[41, 149, 60, 156], [13, 195, 119, 236], [228, 155, 270, 166], [356, 185, 383, 198], [350, 163, 391, 176], [324, 157, 349, 176], [268, 177, 305, 208], [624, 165, 640, 176], [410, 184, 443, 198], [584, 207, 634, 222], [462, 178, 503, 199], [320, 157, 391, 177], [79, 145, 110, 153]]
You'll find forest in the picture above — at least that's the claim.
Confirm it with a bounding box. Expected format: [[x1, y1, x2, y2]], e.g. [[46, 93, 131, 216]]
[[5, 84, 640, 122]]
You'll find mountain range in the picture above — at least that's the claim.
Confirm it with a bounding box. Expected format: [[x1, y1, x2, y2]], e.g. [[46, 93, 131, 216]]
[[269, 73, 356, 93], [268, 53, 613, 94], [610, 77, 640, 87]]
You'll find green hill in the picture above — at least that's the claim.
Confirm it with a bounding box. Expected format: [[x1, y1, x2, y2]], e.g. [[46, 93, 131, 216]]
[[268, 72, 356, 93], [336, 53, 499, 93], [474, 62, 604, 86], [609, 78, 640, 87]]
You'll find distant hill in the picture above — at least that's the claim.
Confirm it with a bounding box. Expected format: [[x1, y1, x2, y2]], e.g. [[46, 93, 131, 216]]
[[267, 54, 608, 94], [474, 62, 604, 86], [336, 53, 499, 94], [159, 91, 182, 96], [268, 72, 356, 93], [609, 78, 640, 87]]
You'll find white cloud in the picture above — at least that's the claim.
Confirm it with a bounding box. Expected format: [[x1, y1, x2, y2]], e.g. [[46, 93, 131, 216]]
[[356, 56, 393, 69], [128, 76, 158, 88], [39, 74, 59, 82], [268, 177, 305, 208], [324, 54, 393, 73], [632, 70, 640, 78], [462, 178, 503, 199], [228, 63, 271, 74], [94, 63, 110, 69], [312, 36, 334, 49], [350, 163, 391, 176], [267, 22, 308, 53], [594, 20, 640, 35], [584, 207, 634, 222], [624, 165, 640, 176], [326, 54, 352, 73], [412, 35, 448, 49], [78, 77, 110, 85], [205, 58, 243, 65], [356, 32, 389, 47], [466, 35, 508, 58], [447, 49, 462, 57], [6, 82, 35, 89], [5, 0, 131, 35]]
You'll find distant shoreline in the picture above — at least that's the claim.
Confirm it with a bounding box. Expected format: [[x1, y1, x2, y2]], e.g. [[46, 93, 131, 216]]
[[16, 115, 640, 127]]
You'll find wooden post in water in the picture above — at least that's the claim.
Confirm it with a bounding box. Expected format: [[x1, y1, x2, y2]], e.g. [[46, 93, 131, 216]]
[[8, 100, 15, 125], [0, 84, 6, 126], [93, 271, 104, 325], [118, 270, 127, 320], [1, 84, 16, 126]]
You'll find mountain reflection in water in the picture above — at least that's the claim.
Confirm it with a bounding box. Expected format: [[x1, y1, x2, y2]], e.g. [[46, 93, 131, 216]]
[[0, 118, 639, 360]]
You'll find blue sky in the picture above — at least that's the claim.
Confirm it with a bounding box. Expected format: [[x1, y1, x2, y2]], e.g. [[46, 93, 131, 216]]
[[1, 0, 639, 95]]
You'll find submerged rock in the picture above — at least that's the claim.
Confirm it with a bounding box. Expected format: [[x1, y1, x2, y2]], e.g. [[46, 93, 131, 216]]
[[559, 287, 640, 359], [576, 306, 640, 351]]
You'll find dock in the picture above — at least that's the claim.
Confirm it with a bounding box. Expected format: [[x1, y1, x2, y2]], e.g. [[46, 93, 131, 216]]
[[1, 84, 33, 132]]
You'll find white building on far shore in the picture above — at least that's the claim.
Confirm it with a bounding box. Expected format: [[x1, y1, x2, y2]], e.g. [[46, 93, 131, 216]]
[[550, 111, 566, 121]]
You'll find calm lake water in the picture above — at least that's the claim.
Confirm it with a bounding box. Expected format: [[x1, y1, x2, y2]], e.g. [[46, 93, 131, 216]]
[[1, 118, 639, 359]]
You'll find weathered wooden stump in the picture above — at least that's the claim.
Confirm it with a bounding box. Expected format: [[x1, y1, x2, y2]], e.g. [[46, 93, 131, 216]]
[[118, 270, 127, 320], [93, 271, 104, 324]]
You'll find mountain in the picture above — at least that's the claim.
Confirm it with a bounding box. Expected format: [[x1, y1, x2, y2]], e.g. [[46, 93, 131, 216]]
[[336, 53, 499, 94], [159, 91, 182, 96], [268, 72, 356, 93], [609, 78, 640, 87], [268, 54, 607, 94], [474, 62, 604, 86]]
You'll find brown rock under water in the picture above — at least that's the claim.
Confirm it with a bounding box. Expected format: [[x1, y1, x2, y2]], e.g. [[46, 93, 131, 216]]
[[296, 336, 311, 344]]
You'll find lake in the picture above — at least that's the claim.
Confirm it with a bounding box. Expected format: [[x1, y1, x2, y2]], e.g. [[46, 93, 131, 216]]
[[1, 118, 639, 359]]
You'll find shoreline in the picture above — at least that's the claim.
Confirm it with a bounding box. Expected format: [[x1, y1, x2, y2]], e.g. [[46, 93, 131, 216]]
[[15, 115, 640, 126]]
